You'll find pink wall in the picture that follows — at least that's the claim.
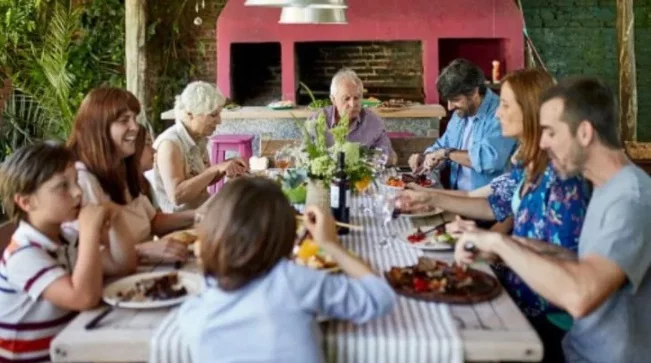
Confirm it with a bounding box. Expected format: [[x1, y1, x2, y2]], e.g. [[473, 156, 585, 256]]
[[217, 0, 524, 104]]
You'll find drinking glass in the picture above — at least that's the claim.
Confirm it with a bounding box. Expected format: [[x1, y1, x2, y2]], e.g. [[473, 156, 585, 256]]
[[369, 148, 389, 174], [274, 147, 292, 171], [373, 189, 398, 248]]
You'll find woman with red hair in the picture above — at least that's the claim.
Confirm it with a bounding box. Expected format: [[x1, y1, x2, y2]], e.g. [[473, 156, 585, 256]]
[[68, 87, 193, 263]]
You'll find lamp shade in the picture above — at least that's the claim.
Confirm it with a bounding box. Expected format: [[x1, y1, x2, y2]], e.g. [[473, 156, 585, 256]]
[[304, 0, 347, 9], [279, 7, 347, 24], [245, 0, 347, 8], [244, 0, 294, 7]]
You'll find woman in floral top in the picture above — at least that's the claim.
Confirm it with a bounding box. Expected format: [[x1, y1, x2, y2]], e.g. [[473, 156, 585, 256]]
[[396, 68, 590, 363]]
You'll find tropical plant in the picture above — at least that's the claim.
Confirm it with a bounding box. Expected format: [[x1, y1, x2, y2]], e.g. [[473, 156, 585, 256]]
[[1, 3, 80, 160], [0, 0, 126, 161]]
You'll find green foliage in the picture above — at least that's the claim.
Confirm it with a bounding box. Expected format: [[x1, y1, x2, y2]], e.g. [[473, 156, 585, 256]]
[[295, 111, 372, 184], [300, 81, 331, 109], [146, 0, 200, 134], [68, 0, 125, 106], [0, 0, 126, 161]]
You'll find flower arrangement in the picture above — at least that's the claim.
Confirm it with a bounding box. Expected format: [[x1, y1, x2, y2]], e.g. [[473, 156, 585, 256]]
[[292, 111, 373, 185]]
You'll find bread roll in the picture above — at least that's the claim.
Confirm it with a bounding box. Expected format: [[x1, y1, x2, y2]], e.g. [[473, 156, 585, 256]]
[[166, 229, 197, 245]]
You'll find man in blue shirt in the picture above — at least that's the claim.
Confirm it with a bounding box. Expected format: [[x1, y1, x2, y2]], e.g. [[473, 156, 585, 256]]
[[409, 59, 516, 191]]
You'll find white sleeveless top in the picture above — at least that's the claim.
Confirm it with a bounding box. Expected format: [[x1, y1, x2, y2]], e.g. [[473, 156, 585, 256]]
[[152, 120, 210, 212], [74, 162, 156, 243]]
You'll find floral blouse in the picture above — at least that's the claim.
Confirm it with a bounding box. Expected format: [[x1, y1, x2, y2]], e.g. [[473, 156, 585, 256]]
[[487, 162, 591, 319]]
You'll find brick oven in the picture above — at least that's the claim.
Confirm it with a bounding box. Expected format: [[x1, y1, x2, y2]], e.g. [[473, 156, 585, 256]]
[[217, 0, 524, 106]]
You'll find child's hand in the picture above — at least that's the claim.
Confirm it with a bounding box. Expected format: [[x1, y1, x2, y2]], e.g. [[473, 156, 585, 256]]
[[303, 206, 339, 246], [136, 238, 188, 263], [78, 204, 112, 234]]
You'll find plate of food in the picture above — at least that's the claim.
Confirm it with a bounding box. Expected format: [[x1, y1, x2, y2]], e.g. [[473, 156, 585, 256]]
[[384, 257, 502, 304], [402, 226, 456, 251], [376, 99, 416, 112], [103, 271, 203, 309], [267, 100, 295, 110], [384, 173, 434, 191], [362, 97, 381, 108], [292, 238, 341, 272]]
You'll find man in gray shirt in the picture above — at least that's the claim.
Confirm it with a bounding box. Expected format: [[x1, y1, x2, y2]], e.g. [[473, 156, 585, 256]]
[[452, 77, 651, 363]]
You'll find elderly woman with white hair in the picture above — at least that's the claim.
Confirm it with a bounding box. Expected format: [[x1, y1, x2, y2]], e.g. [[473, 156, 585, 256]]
[[152, 81, 248, 212], [315, 68, 397, 165]]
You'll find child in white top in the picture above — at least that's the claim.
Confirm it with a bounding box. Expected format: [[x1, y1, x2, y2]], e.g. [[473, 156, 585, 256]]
[[178, 177, 396, 363], [0, 142, 125, 361]]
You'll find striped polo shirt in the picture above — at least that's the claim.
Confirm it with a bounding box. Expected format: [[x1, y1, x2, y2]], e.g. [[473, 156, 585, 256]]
[[0, 221, 79, 362]]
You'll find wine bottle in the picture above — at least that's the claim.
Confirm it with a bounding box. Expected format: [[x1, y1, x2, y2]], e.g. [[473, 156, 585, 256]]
[[330, 151, 351, 235]]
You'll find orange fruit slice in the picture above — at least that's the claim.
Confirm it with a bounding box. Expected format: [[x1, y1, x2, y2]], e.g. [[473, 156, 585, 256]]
[[355, 176, 372, 192], [296, 238, 320, 261]]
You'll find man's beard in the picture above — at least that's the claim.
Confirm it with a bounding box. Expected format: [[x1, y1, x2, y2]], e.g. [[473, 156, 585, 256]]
[[551, 142, 587, 179], [455, 102, 478, 118]]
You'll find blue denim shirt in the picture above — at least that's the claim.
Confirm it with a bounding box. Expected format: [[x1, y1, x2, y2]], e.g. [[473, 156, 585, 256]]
[[425, 89, 517, 189]]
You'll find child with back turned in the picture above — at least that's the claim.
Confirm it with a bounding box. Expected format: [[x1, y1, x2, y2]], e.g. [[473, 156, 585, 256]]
[[178, 176, 396, 363], [0, 142, 120, 362]]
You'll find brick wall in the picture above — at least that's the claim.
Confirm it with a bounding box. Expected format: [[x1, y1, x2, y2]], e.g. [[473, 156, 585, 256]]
[[188, 0, 227, 82], [522, 0, 651, 141], [295, 41, 424, 103]]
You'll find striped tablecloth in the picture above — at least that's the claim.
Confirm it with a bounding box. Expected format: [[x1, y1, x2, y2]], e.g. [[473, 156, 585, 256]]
[[149, 196, 463, 363]]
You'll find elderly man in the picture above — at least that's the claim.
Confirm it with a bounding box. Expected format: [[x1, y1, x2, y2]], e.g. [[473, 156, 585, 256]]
[[316, 68, 397, 165], [454, 77, 651, 363], [409, 59, 516, 190]]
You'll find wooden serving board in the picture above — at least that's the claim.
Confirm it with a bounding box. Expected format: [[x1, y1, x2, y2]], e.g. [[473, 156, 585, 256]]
[[384, 266, 502, 305]]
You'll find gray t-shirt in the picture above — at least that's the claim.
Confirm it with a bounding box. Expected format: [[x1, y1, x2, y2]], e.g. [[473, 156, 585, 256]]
[[563, 164, 651, 363]]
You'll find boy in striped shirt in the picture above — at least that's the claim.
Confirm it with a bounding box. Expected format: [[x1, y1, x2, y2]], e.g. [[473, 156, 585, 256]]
[[0, 142, 121, 362]]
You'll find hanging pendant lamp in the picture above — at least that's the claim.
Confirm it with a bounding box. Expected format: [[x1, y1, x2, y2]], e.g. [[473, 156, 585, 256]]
[[304, 0, 346, 9], [244, 0, 292, 7], [279, 7, 347, 24], [245, 0, 347, 9]]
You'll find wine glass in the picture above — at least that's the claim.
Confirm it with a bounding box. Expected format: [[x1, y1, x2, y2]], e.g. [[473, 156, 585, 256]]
[[373, 189, 398, 248], [274, 147, 292, 171], [369, 148, 389, 174]]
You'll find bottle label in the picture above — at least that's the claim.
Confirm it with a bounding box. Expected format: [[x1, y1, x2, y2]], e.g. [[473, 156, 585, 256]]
[[330, 185, 351, 209], [330, 185, 339, 208]]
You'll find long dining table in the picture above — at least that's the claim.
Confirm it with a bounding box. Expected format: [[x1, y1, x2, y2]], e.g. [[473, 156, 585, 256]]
[[50, 195, 543, 363]]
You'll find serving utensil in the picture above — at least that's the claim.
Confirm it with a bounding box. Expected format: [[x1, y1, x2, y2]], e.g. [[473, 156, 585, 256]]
[[295, 215, 364, 231]]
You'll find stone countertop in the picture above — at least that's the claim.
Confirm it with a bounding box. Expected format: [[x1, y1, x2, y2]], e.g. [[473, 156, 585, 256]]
[[161, 104, 446, 120]]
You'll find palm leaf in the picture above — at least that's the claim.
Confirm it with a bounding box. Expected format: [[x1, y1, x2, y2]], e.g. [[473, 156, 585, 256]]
[[10, 3, 79, 134], [0, 91, 62, 161]]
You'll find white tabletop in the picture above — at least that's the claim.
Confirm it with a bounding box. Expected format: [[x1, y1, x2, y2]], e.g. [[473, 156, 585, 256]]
[[51, 211, 542, 363]]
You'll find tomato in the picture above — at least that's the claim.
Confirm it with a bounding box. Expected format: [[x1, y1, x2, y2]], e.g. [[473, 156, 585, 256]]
[[412, 277, 429, 293], [407, 232, 425, 243]]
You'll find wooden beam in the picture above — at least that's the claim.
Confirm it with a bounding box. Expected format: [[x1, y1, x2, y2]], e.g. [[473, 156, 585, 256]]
[[125, 0, 147, 123], [617, 0, 637, 142]]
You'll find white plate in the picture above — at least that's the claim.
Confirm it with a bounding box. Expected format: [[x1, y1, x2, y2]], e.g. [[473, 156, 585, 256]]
[[103, 271, 203, 309], [399, 227, 455, 251]]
